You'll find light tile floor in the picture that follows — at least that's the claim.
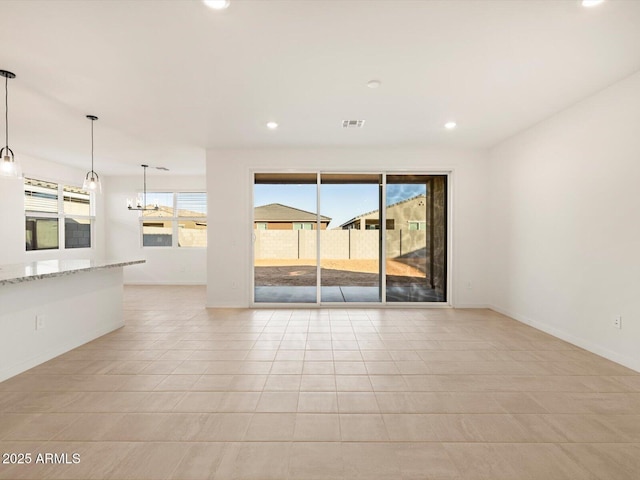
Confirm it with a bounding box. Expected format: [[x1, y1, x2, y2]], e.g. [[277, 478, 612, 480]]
[[0, 285, 639, 479]]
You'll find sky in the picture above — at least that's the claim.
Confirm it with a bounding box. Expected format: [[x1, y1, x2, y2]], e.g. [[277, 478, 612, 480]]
[[254, 182, 426, 228]]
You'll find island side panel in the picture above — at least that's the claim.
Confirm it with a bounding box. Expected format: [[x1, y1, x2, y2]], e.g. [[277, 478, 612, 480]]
[[0, 267, 124, 382]]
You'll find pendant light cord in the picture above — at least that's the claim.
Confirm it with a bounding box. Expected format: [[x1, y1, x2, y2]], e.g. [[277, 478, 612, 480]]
[[4, 75, 8, 151], [143, 165, 147, 208], [90, 118, 94, 172]]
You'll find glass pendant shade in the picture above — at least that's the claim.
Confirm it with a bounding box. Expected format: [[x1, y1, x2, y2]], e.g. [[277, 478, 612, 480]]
[[82, 170, 102, 193], [127, 195, 144, 209], [0, 151, 21, 178]]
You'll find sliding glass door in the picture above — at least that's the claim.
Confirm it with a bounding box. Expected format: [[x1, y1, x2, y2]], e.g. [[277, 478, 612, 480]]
[[320, 174, 382, 302], [385, 175, 447, 302], [253, 173, 318, 303], [253, 172, 447, 305]]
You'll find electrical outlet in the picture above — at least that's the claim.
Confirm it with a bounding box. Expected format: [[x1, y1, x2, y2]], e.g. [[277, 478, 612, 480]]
[[35, 314, 45, 331], [614, 315, 622, 329]]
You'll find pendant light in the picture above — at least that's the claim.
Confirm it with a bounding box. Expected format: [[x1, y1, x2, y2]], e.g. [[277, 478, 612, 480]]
[[0, 69, 21, 178], [127, 164, 159, 211], [82, 115, 101, 193]]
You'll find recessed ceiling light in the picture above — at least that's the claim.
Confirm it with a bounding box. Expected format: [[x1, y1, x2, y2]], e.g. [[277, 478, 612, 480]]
[[203, 0, 230, 10], [444, 121, 457, 130], [266, 121, 278, 129], [582, 0, 604, 7], [366, 80, 381, 89]]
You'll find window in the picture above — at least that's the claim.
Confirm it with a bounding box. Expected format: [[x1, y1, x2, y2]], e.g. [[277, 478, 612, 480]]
[[25, 179, 58, 213], [141, 192, 207, 248], [177, 192, 206, 248], [26, 217, 59, 250], [363, 219, 395, 230], [25, 178, 94, 251], [142, 220, 173, 247], [408, 221, 426, 231], [293, 222, 312, 230], [63, 186, 92, 248], [25, 179, 59, 251], [256, 222, 268, 230]]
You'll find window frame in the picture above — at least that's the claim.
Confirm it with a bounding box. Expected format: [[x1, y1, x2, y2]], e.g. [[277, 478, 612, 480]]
[[139, 190, 207, 249], [407, 220, 427, 231], [24, 177, 95, 252]]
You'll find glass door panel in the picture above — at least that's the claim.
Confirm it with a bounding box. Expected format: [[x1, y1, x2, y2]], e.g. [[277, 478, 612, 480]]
[[320, 174, 382, 302], [254, 173, 318, 303], [386, 174, 447, 302]]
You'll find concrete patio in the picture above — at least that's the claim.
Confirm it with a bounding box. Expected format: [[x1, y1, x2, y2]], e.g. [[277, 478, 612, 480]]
[[254, 285, 445, 303]]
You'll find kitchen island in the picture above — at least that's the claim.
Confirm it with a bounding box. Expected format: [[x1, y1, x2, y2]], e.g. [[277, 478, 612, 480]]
[[0, 259, 144, 382]]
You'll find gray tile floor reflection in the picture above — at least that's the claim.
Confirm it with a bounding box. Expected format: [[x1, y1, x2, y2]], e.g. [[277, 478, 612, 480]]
[[255, 286, 444, 303]]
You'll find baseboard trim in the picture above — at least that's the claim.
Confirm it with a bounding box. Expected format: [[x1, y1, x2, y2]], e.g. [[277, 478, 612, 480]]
[[488, 304, 640, 373], [452, 304, 490, 309], [206, 305, 245, 309], [125, 282, 206, 286]]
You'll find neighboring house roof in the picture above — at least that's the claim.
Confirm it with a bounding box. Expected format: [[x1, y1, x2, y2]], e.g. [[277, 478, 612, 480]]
[[339, 194, 426, 228], [254, 203, 331, 223]]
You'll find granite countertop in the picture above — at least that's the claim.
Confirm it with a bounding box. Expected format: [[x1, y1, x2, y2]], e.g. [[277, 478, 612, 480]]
[[0, 259, 145, 286]]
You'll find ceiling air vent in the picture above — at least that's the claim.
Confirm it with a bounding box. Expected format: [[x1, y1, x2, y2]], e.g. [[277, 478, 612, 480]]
[[342, 120, 365, 128]]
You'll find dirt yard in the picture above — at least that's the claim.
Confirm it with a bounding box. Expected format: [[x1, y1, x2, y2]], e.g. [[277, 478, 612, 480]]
[[254, 258, 429, 287]]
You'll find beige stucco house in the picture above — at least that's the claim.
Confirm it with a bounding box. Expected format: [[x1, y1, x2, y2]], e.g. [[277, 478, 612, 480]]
[[339, 194, 427, 231]]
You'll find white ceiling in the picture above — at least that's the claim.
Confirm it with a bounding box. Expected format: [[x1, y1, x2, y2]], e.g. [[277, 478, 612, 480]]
[[1, 0, 639, 175]]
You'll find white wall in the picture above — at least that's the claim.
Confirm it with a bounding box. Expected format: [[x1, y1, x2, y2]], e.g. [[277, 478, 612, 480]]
[[488, 71, 640, 371], [105, 175, 207, 285], [0, 175, 24, 265], [206, 147, 490, 308], [0, 154, 105, 265]]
